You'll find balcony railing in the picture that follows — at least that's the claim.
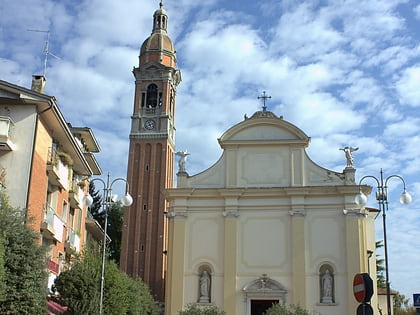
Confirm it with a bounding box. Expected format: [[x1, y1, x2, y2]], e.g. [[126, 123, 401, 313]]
[[0, 116, 15, 151], [69, 179, 85, 209], [65, 228, 80, 253], [41, 205, 64, 243], [47, 147, 70, 189]]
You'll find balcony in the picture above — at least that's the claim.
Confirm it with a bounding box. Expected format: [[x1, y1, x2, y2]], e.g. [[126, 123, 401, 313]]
[[69, 180, 85, 209], [0, 116, 15, 151], [47, 148, 70, 190], [40, 207, 55, 239], [40, 205, 64, 243], [85, 211, 106, 243], [65, 228, 80, 253]]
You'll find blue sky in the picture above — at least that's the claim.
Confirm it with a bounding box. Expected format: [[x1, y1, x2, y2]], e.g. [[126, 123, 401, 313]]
[[1, 0, 420, 303]]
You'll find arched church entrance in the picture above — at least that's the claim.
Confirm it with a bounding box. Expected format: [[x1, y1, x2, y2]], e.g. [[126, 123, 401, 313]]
[[243, 275, 287, 315], [250, 299, 278, 315]]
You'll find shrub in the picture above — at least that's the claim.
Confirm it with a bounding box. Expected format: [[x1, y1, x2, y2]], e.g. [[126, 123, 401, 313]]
[[178, 303, 226, 315]]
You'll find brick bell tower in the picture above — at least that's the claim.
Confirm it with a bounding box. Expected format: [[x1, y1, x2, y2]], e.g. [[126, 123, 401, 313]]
[[120, 2, 181, 302]]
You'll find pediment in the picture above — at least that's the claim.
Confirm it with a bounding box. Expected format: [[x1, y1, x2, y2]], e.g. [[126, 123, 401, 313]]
[[137, 62, 169, 80], [243, 275, 286, 292], [243, 275, 287, 298], [144, 64, 162, 72], [219, 114, 310, 148]]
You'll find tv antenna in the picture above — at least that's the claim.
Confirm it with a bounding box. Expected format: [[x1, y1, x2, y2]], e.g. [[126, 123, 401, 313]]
[[27, 29, 60, 77]]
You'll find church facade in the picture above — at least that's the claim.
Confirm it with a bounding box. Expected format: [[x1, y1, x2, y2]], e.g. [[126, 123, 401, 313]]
[[164, 110, 379, 314]]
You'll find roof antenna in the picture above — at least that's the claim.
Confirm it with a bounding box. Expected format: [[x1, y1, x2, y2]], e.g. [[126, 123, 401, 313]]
[[27, 29, 61, 77]]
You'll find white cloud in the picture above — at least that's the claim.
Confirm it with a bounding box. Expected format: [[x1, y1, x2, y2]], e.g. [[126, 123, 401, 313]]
[[269, 2, 345, 61], [414, 4, 420, 20], [340, 73, 386, 109], [72, 0, 148, 46], [366, 45, 420, 74], [384, 117, 420, 138], [396, 65, 420, 106]]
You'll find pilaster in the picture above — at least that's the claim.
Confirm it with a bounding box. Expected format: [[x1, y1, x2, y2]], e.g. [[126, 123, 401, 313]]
[[165, 211, 187, 315], [343, 208, 368, 314], [289, 203, 306, 305], [222, 199, 239, 315]]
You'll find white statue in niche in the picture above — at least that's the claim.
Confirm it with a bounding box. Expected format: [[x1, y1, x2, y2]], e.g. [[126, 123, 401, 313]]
[[199, 270, 210, 303], [321, 269, 333, 303]]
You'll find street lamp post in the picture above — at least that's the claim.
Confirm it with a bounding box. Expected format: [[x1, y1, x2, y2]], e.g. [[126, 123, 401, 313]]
[[355, 169, 412, 315], [83, 173, 133, 315]]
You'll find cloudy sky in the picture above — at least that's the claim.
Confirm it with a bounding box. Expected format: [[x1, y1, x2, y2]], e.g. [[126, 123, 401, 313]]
[[1, 0, 419, 303]]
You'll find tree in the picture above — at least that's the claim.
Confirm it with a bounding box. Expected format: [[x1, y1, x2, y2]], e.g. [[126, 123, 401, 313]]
[[103, 259, 130, 314], [126, 276, 159, 315], [394, 306, 417, 315], [88, 181, 103, 216], [0, 192, 47, 314], [394, 291, 409, 310], [104, 202, 124, 263], [263, 303, 322, 315], [89, 182, 124, 263], [53, 247, 101, 314], [375, 242, 415, 315], [178, 303, 226, 315], [376, 240, 386, 289], [0, 233, 5, 302], [393, 291, 417, 315], [53, 246, 158, 314]]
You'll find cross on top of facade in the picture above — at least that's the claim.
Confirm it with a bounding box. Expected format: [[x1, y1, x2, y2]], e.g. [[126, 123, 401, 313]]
[[258, 91, 271, 112]]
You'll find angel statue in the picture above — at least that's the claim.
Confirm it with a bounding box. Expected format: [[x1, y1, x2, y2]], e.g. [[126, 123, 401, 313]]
[[175, 150, 190, 173], [339, 146, 359, 168]]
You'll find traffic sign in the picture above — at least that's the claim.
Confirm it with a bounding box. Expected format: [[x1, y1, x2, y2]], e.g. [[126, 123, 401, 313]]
[[353, 273, 374, 303], [357, 303, 373, 315], [414, 293, 420, 307]]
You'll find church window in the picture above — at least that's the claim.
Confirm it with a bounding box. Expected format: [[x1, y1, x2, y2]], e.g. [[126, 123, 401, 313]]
[[141, 92, 146, 107], [143, 204, 147, 211], [140, 244, 145, 252], [146, 84, 158, 108], [169, 89, 173, 113], [158, 92, 162, 106], [145, 164, 149, 171]]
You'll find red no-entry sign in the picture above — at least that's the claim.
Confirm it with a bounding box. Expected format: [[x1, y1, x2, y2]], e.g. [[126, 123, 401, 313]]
[[353, 273, 374, 303]]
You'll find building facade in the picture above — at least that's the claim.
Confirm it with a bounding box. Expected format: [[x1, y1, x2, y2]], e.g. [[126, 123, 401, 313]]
[[0, 77, 103, 292], [164, 110, 379, 315], [120, 2, 181, 302]]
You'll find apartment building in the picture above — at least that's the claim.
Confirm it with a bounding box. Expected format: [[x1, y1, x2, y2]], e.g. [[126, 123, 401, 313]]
[[0, 76, 103, 291]]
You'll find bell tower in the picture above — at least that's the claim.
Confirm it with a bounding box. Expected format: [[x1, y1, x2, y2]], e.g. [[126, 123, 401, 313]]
[[120, 2, 181, 302]]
